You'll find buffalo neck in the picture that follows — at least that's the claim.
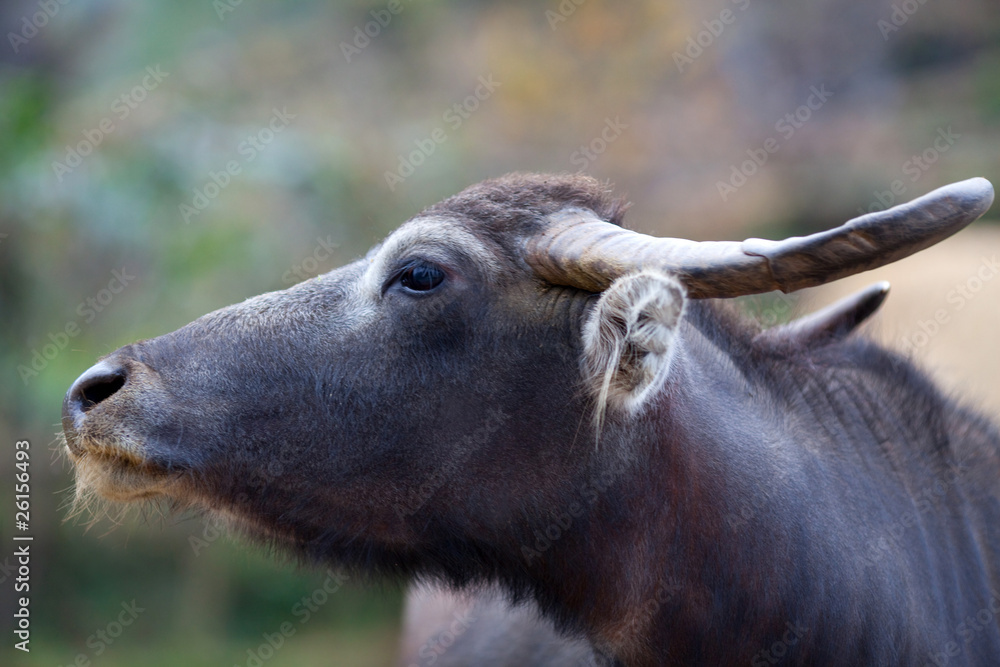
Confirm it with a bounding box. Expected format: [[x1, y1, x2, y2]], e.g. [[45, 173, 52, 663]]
[[514, 308, 907, 665]]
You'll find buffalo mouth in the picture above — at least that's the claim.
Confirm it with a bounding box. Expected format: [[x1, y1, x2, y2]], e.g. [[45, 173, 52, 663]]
[[63, 430, 185, 504], [63, 357, 190, 504]]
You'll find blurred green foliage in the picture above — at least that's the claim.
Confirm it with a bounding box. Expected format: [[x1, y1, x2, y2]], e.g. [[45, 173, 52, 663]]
[[0, 0, 998, 665]]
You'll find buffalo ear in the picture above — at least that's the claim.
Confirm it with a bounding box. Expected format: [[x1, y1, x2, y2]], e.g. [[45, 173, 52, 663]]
[[582, 270, 686, 430], [754, 281, 890, 351]]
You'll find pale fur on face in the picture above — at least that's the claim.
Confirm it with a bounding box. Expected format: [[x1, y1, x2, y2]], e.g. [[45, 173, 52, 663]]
[[582, 270, 687, 437], [358, 216, 502, 297]]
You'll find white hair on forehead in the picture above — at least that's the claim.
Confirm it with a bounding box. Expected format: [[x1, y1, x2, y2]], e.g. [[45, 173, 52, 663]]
[[359, 216, 503, 296]]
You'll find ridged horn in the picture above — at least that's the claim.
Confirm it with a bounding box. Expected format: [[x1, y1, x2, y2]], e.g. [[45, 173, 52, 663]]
[[525, 177, 994, 299]]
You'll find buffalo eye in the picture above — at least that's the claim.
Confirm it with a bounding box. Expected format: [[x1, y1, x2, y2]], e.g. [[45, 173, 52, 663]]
[[399, 262, 445, 292]]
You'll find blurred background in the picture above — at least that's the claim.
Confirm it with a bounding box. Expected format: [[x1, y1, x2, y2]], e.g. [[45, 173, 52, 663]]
[[1, 1, 998, 665]]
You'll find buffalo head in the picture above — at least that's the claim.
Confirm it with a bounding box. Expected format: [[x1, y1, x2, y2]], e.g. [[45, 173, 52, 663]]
[[62, 173, 994, 592]]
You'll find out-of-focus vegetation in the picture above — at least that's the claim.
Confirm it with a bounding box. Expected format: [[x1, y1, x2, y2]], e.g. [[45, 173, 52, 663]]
[[0, 1, 998, 665]]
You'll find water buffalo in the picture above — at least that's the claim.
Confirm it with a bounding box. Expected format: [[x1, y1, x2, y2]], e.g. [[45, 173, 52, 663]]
[[62, 173, 999, 666]]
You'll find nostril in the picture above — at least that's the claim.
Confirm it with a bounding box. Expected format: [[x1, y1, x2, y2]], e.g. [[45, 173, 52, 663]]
[[78, 374, 126, 411], [68, 361, 127, 414]]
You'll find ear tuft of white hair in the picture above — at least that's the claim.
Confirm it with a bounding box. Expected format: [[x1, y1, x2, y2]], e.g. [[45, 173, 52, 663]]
[[582, 270, 686, 439]]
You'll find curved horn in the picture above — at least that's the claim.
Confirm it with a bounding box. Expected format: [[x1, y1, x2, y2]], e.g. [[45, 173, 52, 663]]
[[525, 177, 994, 299]]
